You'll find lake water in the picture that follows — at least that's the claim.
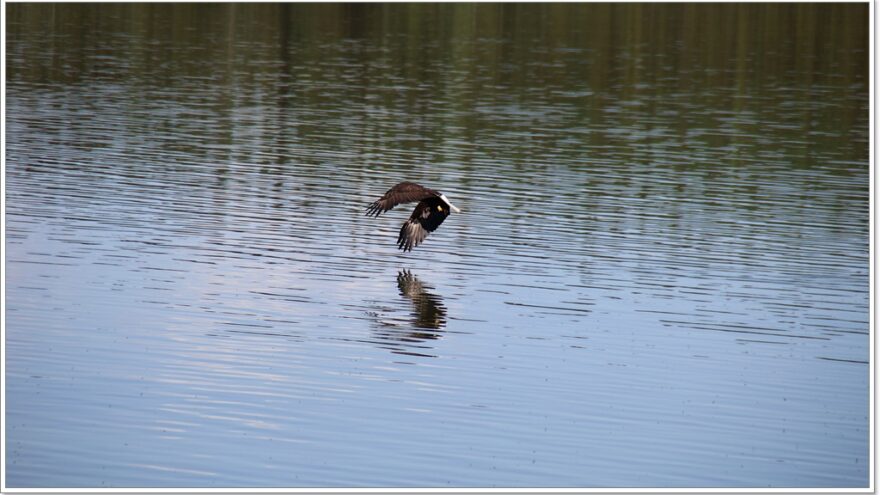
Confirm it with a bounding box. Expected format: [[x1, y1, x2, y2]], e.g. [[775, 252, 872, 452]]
[[4, 3, 870, 489]]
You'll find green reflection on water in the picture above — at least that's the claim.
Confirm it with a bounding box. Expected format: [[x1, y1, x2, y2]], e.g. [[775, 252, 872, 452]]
[[7, 3, 868, 80], [7, 3, 868, 161]]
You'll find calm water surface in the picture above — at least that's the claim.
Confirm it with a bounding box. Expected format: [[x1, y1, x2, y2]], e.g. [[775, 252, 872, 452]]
[[5, 4, 870, 488]]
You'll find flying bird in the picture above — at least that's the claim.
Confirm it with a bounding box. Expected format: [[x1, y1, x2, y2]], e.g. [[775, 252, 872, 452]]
[[365, 181, 461, 252]]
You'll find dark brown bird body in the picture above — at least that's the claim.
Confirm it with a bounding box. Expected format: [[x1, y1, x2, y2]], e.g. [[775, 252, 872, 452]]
[[366, 182, 461, 252]]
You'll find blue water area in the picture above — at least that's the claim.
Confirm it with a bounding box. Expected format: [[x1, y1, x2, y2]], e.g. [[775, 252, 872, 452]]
[[4, 3, 869, 488]]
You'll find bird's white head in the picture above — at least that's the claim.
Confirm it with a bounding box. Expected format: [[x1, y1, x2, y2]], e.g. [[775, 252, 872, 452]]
[[439, 194, 461, 213]]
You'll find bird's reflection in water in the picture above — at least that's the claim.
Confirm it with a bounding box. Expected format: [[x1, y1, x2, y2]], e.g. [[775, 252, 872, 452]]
[[397, 269, 447, 331], [371, 269, 447, 358]]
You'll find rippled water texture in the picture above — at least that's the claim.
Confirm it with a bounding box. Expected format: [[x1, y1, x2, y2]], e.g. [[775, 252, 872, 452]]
[[5, 3, 870, 488]]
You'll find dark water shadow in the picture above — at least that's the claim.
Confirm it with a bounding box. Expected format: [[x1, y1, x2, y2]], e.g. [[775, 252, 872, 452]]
[[369, 269, 448, 358], [396, 269, 447, 331]]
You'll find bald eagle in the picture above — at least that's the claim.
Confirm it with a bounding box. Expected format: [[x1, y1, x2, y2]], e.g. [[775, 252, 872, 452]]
[[366, 182, 461, 252]]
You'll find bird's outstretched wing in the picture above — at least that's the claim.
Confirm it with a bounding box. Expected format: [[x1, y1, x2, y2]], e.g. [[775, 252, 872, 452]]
[[366, 182, 440, 217]]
